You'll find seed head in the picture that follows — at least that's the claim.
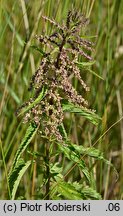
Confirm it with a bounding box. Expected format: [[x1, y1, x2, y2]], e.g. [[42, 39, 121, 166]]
[[17, 10, 95, 141]]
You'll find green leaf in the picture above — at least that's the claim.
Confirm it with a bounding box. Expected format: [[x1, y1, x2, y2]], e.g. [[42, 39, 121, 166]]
[[70, 143, 105, 159], [81, 186, 102, 199], [9, 159, 31, 199], [58, 125, 90, 183], [69, 143, 118, 177], [17, 86, 47, 117], [57, 181, 84, 200], [62, 100, 101, 125], [8, 159, 24, 193], [10, 122, 38, 171], [52, 180, 101, 200], [87, 68, 104, 80], [58, 143, 91, 184], [72, 182, 101, 199], [76, 61, 104, 80], [50, 162, 63, 180], [50, 162, 63, 174], [58, 123, 68, 140], [30, 45, 46, 56], [75, 61, 96, 67], [50, 183, 59, 199], [81, 35, 97, 39]]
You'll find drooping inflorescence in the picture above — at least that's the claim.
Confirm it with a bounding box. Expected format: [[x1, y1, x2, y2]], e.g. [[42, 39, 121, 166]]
[[18, 10, 95, 141]]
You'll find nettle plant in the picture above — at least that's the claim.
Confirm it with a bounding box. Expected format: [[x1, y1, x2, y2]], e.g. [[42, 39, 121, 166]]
[[8, 11, 111, 200]]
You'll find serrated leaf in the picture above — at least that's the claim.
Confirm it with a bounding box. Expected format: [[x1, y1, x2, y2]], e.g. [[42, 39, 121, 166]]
[[52, 180, 101, 200], [81, 186, 102, 200], [9, 159, 31, 200], [10, 122, 38, 171], [57, 181, 84, 200], [58, 125, 91, 183], [50, 162, 63, 174], [50, 163, 63, 181], [70, 143, 104, 159], [58, 143, 91, 184], [62, 100, 101, 125], [72, 181, 101, 199], [17, 86, 47, 117], [8, 159, 25, 192], [69, 143, 118, 177]]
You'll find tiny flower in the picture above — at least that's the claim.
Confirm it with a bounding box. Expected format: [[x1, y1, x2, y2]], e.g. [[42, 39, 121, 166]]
[[17, 10, 95, 142]]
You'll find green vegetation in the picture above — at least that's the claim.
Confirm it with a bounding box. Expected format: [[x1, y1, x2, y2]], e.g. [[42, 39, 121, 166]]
[[0, 0, 123, 200]]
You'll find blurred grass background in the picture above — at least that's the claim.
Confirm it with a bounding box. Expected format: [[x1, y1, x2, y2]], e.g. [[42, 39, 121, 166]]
[[0, 0, 123, 199]]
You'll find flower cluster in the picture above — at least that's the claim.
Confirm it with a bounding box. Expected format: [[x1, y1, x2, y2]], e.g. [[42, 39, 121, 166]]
[[18, 11, 94, 141]]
